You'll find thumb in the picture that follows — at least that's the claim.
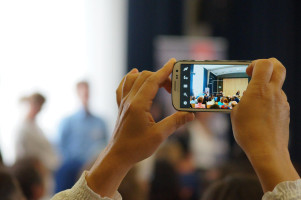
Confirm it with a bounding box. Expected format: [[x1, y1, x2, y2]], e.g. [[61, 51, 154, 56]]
[[155, 112, 194, 138]]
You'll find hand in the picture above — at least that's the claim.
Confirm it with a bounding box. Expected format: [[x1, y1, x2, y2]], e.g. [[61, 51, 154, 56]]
[[111, 58, 194, 166], [231, 58, 289, 156], [231, 58, 299, 192], [86, 58, 194, 197]]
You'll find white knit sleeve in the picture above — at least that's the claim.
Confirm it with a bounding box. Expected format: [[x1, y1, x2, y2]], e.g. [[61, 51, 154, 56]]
[[51, 171, 122, 200], [262, 179, 301, 200]]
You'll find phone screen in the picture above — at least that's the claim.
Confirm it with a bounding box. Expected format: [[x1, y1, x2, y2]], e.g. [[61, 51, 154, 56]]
[[180, 64, 249, 110]]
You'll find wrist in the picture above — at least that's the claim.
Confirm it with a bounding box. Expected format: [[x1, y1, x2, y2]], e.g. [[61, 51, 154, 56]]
[[86, 147, 133, 198], [247, 148, 299, 192]]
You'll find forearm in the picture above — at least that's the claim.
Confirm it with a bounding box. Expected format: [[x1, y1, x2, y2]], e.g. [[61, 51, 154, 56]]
[[85, 147, 132, 198], [247, 148, 300, 192]]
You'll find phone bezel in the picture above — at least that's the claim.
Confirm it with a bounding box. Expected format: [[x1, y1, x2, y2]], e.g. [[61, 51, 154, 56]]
[[171, 60, 252, 112]]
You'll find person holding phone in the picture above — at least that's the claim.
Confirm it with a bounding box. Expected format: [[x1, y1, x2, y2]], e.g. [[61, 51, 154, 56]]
[[51, 58, 300, 200]]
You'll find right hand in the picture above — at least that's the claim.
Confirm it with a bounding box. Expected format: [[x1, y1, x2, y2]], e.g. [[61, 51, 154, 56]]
[[231, 58, 299, 192], [231, 58, 289, 157]]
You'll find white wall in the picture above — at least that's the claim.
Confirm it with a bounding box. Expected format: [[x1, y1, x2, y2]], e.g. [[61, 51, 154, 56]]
[[0, 0, 127, 165], [192, 65, 204, 97]]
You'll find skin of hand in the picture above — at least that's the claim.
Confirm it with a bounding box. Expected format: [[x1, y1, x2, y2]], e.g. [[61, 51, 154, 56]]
[[86, 58, 195, 198], [231, 58, 300, 192]]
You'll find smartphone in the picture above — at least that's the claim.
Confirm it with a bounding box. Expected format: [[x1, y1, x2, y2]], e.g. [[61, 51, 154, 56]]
[[172, 60, 252, 112]]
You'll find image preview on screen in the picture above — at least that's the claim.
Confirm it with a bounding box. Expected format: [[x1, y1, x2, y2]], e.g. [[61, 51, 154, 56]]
[[180, 64, 249, 109]]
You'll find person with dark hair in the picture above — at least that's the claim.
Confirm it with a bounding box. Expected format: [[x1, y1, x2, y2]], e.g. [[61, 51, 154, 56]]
[[190, 96, 197, 104], [149, 160, 180, 200], [11, 158, 45, 200], [202, 174, 263, 200], [0, 167, 25, 200]]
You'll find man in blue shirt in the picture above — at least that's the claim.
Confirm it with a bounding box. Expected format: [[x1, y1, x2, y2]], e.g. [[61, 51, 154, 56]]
[[56, 81, 108, 192]]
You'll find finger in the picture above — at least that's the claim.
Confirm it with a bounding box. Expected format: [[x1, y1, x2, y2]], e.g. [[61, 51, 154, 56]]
[[246, 60, 257, 77], [116, 68, 138, 107], [128, 70, 153, 98], [162, 77, 172, 94], [248, 59, 273, 86], [135, 58, 176, 106], [155, 112, 194, 138], [246, 59, 262, 77], [122, 73, 139, 98], [281, 90, 288, 102], [268, 58, 286, 88]]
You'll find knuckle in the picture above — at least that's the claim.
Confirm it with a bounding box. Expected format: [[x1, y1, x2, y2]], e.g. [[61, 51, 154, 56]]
[[126, 100, 140, 113], [145, 75, 156, 84], [141, 70, 152, 77], [268, 57, 278, 62], [257, 59, 273, 68], [277, 63, 286, 75]]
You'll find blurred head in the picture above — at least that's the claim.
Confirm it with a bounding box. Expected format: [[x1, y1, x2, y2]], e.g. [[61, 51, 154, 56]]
[[202, 174, 263, 200], [11, 158, 45, 200], [197, 97, 204, 104], [21, 93, 46, 119], [223, 98, 229, 104], [76, 81, 90, 108], [0, 167, 25, 200], [149, 160, 180, 200]]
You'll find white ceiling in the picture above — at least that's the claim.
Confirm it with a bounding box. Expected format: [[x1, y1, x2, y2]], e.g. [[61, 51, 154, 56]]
[[196, 64, 248, 76]]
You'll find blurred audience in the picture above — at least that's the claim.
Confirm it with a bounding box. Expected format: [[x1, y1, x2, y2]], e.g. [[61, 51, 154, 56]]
[[56, 81, 109, 192], [190, 92, 241, 110], [187, 113, 229, 170], [149, 160, 181, 200], [119, 166, 146, 200], [11, 157, 45, 200], [15, 92, 59, 197], [201, 174, 263, 200]]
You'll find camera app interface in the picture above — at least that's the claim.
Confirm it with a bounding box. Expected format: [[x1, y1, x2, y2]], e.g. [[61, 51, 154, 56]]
[[180, 64, 249, 109]]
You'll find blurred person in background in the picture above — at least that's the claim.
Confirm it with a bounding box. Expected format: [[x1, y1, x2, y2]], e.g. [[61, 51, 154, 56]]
[[0, 167, 25, 200], [118, 166, 146, 200], [187, 113, 229, 170], [149, 160, 181, 200], [176, 133, 200, 200], [11, 157, 46, 200], [201, 174, 263, 200], [15, 92, 59, 197], [56, 81, 109, 192]]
